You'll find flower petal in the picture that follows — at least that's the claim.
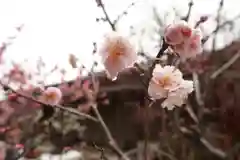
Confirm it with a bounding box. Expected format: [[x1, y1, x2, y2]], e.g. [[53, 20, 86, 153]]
[[148, 80, 168, 100], [104, 57, 126, 80]]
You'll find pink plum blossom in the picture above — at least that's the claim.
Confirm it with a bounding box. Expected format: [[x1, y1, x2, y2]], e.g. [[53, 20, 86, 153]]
[[164, 20, 203, 59], [173, 28, 203, 60], [164, 20, 192, 45], [98, 32, 137, 80]]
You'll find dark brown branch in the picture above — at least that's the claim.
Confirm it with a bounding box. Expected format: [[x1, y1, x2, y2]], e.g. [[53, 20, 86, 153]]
[[113, 2, 137, 25], [210, 50, 240, 79], [148, 39, 169, 81], [212, 0, 224, 50], [203, 14, 240, 44], [96, 0, 116, 31], [90, 72, 130, 160], [182, 0, 194, 21]]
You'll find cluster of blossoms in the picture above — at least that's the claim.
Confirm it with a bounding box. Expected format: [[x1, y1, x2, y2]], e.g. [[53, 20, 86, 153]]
[[26, 20, 202, 110], [98, 20, 203, 110]]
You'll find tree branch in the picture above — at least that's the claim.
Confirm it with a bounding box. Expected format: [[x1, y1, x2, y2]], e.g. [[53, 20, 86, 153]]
[[113, 1, 138, 25], [0, 81, 98, 122], [182, 0, 193, 21], [210, 50, 240, 79], [89, 69, 130, 160], [96, 0, 116, 31], [202, 14, 240, 44]]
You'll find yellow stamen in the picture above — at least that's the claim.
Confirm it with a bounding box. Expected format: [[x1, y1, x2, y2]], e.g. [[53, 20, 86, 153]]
[[158, 76, 171, 87], [108, 40, 125, 61], [45, 92, 57, 101]]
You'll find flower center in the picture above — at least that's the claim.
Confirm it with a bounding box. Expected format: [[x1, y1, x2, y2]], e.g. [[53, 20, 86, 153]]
[[108, 40, 125, 61], [181, 27, 192, 37], [45, 92, 57, 100], [158, 76, 171, 87]]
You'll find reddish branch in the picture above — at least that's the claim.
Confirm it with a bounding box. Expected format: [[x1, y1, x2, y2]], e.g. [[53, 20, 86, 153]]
[[0, 81, 98, 122]]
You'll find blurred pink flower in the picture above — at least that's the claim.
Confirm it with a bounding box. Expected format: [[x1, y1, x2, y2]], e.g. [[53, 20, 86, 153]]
[[0, 127, 8, 133], [98, 32, 137, 80], [8, 65, 27, 84], [42, 87, 62, 105], [0, 102, 14, 125], [7, 93, 18, 101], [15, 143, 24, 149]]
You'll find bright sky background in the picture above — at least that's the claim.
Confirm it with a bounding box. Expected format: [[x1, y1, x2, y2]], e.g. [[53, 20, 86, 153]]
[[0, 0, 239, 87]]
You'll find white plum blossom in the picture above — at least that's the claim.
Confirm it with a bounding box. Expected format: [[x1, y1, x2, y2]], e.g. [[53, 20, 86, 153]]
[[148, 64, 194, 110], [98, 32, 137, 80], [148, 65, 183, 99], [164, 20, 203, 59], [42, 87, 62, 105], [162, 80, 194, 110]]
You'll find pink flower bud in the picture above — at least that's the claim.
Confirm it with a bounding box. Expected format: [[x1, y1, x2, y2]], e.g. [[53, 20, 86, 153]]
[[7, 93, 18, 101], [42, 87, 62, 105], [15, 143, 24, 149]]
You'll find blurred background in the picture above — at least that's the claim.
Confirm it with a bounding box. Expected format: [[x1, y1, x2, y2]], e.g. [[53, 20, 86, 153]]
[[0, 0, 240, 159]]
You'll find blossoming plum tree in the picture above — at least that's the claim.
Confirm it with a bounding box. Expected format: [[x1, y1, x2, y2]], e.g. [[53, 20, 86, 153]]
[[0, 0, 235, 159]]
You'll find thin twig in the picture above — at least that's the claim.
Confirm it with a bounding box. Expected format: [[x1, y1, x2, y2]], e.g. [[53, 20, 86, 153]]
[[192, 72, 204, 108], [185, 103, 199, 124], [0, 81, 98, 122], [178, 105, 227, 159], [91, 104, 130, 160], [90, 71, 130, 160], [212, 0, 224, 50], [178, 126, 227, 159], [182, 0, 193, 21], [92, 143, 109, 160], [200, 137, 226, 159], [203, 14, 240, 44], [96, 0, 116, 31], [155, 149, 178, 160], [136, 38, 168, 160], [210, 50, 240, 79], [192, 72, 205, 120], [148, 39, 169, 80], [113, 1, 138, 25], [138, 36, 168, 160]]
